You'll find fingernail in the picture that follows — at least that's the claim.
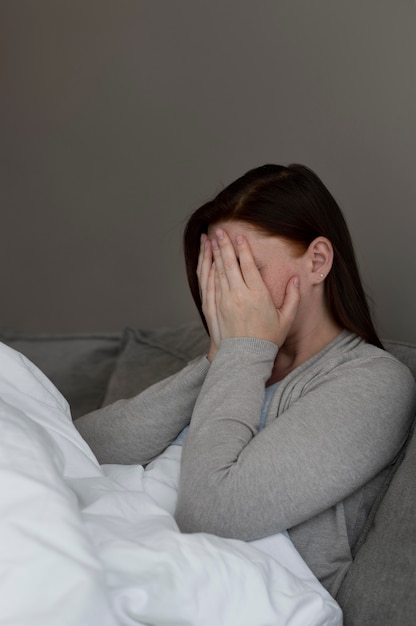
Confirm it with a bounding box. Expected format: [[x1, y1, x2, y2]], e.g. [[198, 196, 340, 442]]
[[216, 228, 224, 240], [236, 235, 244, 245], [211, 238, 219, 250], [294, 277, 300, 288]]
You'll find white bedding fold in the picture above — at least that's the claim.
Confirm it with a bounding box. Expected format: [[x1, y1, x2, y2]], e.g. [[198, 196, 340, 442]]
[[0, 342, 342, 626]]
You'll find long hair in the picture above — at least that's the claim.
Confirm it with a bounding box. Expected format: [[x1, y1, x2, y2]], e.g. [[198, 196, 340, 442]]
[[184, 163, 383, 348]]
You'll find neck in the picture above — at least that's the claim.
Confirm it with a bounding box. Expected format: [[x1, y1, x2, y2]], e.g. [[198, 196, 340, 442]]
[[267, 311, 342, 385]]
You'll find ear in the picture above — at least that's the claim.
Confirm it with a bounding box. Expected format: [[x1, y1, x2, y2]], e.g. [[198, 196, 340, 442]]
[[307, 237, 334, 284]]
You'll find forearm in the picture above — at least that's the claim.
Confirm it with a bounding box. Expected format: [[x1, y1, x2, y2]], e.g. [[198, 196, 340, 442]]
[[75, 356, 210, 465], [176, 338, 278, 536]]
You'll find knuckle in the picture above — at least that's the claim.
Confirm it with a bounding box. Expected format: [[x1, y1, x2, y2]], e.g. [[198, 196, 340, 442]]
[[231, 289, 244, 306], [223, 258, 235, 272], [239, 260, 252, 274]]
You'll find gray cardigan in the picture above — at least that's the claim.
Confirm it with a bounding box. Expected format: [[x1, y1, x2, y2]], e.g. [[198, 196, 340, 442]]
[[76, 330, 416, 596]]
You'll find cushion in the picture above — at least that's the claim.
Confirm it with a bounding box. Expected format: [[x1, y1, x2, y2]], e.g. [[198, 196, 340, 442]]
[[102, 322, 209, 406], [336, 339, 416, 624], [0, 332, 121, 419], [384, 339, 416, 381], [336, 419, 416, 625]]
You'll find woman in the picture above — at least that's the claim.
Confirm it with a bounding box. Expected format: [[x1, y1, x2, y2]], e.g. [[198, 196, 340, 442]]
[[76, 164, 416, 596]]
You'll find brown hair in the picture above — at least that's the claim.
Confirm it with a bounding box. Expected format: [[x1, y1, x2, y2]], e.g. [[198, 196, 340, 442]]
[[184, 163, 383, 348]]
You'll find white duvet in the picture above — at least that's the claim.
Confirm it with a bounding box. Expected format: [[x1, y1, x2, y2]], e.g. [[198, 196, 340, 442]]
[[0, 342, 342, 626]]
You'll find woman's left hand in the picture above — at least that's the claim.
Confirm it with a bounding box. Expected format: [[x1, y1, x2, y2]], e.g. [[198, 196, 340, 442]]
[[211, 228, 301, 348]]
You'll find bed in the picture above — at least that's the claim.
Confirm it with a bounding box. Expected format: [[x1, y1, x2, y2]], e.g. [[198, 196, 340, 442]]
[[0, 338, 342, 625]]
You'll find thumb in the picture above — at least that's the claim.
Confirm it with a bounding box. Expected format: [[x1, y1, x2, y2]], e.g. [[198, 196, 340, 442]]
[[279, 276, 301, 324]]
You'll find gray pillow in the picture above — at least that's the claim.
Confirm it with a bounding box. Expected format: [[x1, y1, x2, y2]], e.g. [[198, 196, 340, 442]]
[[384, 339, 416, 381], [336, 339, 416, 624], [102, 322, 209, 406], [0, 333, 121, 419], [336, 419, 416, 625]]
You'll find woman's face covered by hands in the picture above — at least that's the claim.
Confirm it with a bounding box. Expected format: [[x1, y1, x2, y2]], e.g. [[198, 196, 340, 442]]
[[208, 220, 304, 311], [198, 220, 305, 358]]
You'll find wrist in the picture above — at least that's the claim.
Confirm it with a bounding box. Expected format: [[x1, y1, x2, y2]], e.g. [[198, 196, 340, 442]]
[[218, 336, 279, 359], [207, 346, 218, 362]]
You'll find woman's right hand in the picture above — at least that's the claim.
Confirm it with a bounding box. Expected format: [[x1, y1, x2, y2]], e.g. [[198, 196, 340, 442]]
[[211, 229, 301, 349], [197, 234, 221, 361]]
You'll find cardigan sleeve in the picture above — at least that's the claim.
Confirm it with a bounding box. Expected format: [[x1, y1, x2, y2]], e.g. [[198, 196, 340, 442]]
[[175, 338, 416, 540], [75, 356, 210, 465]]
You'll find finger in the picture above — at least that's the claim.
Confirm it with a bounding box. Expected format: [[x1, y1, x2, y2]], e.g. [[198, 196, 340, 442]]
[[206, 262, 222, 344], [212, 228, 245, 290], [235, 234, 263, 289], [211, 235, 229, 292], [206, 261, 222, 360], [196, 234, 206, 279], [206, 261, 216, 313], [196, 234, 209, 278], [197, 235, 212, 299]]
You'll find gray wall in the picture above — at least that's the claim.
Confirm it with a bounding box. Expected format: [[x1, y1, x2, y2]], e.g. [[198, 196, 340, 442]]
[[1, 0, 415, 341]]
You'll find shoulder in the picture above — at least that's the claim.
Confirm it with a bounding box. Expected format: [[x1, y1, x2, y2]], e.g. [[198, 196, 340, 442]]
[[301, 332, 416, 424], [331, 334, 415, 390], [284, 331, 415, 421], [312, 331, 414, 382]]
